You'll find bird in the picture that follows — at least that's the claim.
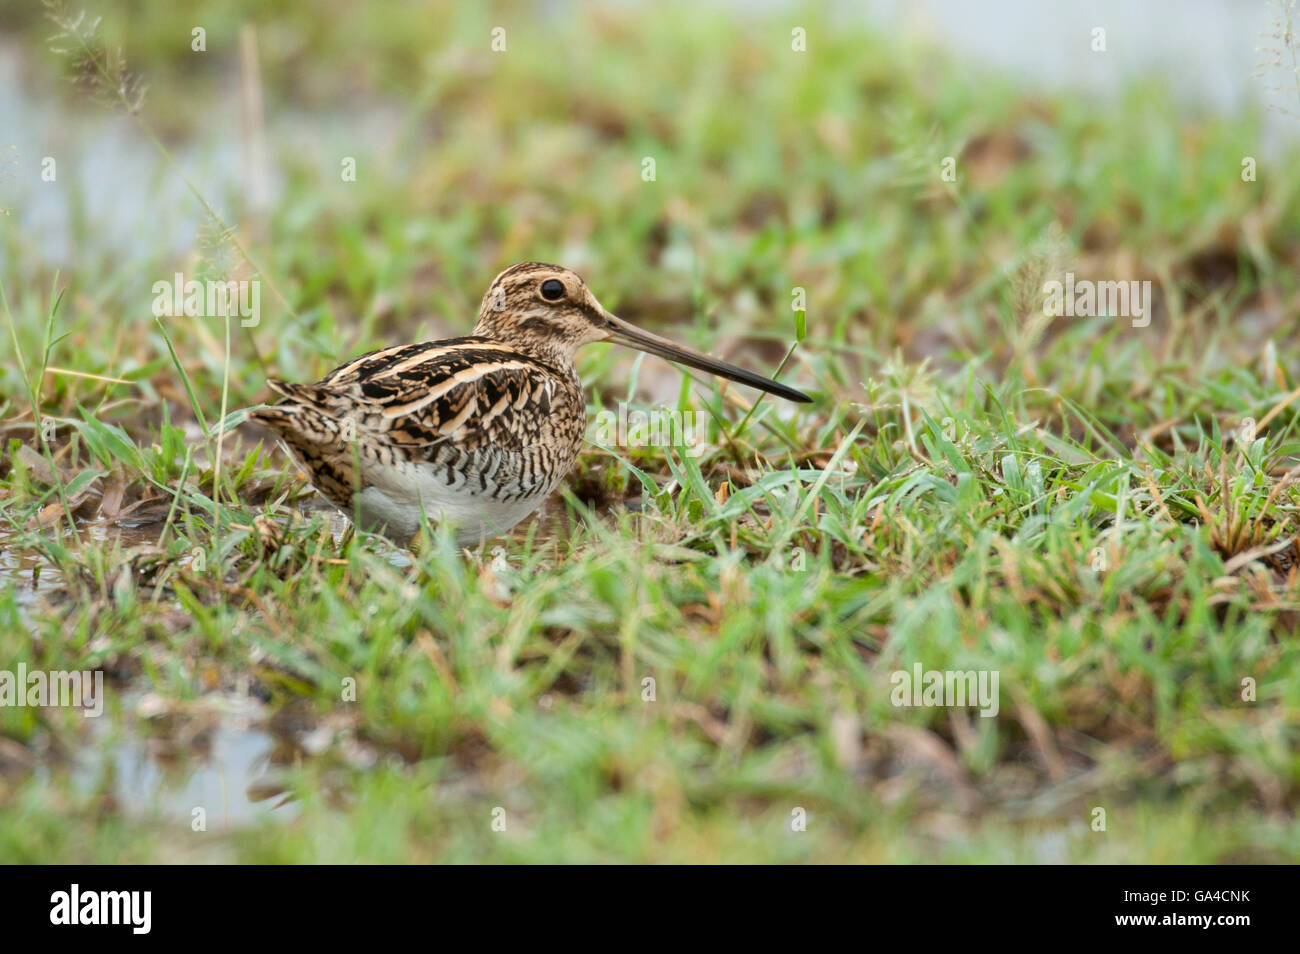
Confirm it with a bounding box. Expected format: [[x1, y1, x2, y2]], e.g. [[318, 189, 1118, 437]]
[[249, 262, 811, 547]]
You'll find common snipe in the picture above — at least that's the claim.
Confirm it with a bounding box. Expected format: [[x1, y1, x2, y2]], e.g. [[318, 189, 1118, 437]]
[[250, 262, 811, 546]]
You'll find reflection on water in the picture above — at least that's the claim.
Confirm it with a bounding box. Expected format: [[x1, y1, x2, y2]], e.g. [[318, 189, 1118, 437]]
[[75, 722, 296, 830], [66, 696, 298, 831], [0, 535, 61, 603], [0, 522, 163, 621]]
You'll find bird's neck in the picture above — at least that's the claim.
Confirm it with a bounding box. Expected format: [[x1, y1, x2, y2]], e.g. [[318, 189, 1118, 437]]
[[479, 330, 579, 380]]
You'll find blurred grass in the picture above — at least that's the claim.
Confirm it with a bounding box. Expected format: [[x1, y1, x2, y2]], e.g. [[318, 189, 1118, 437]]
[[0, 0, 1299, 862]]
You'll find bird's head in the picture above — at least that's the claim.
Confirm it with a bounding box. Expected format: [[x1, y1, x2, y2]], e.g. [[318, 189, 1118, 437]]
[[474, 262, 811, 403]]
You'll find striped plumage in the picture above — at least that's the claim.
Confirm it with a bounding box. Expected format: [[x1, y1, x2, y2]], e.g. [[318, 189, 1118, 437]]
[[250, 262, 811, 547]]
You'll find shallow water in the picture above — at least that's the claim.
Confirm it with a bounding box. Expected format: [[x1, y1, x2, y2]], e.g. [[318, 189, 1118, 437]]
[[3, 1, 1294, 277], [70, 711, 297, 831], [870, 0, 1284, 113], [0, 534, 61, 602]]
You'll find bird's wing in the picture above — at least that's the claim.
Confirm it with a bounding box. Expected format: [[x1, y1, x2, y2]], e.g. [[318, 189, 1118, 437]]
[[250, 338, 568, 456]]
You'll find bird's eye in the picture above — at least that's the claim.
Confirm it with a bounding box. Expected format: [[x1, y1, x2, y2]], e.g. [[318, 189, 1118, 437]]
[[540, 279, 566, 301]]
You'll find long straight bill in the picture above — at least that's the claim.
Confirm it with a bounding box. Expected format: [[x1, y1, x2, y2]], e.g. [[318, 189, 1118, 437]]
[[602, 313, 812, 403]]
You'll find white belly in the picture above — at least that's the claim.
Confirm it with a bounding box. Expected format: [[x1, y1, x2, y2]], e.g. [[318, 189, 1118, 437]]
[[354, 457, 551, 546]]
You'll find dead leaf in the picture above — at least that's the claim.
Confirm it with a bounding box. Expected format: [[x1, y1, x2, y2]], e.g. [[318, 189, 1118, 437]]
[[14, 444, 57, 484]]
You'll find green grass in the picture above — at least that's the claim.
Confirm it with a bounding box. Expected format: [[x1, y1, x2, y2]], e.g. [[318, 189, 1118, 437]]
[[1, 0, 1299, 863]]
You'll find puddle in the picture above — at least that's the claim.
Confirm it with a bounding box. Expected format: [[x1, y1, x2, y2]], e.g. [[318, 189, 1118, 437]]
[[71, 717, 297, 831], [5, 670, 380, 834], [0, 534, 62, 603], [869, 0, 1281, 105], [0, 35, 405, 272], [43, 692, 326, 831], [0, 523, 164, 637]]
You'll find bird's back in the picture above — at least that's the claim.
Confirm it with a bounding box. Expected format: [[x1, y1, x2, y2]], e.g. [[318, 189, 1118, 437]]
[[250, 336, 587, 543]]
